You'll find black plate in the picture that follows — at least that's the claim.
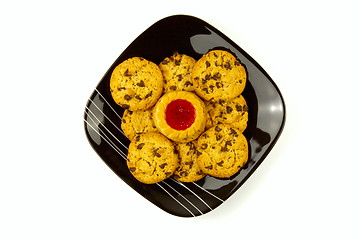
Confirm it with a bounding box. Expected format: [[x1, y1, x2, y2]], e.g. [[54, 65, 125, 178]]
[[83, 15, 286, 217]]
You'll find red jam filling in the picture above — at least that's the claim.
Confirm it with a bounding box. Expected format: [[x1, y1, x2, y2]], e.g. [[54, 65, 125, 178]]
[[165, 99, 196, 130]]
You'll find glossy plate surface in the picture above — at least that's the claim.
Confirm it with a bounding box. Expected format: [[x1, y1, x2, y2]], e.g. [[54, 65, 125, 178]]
[[84, 15, 286, 217]]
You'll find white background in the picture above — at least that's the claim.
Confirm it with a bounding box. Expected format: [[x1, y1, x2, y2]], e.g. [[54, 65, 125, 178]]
[[1, 0, 359, 239]]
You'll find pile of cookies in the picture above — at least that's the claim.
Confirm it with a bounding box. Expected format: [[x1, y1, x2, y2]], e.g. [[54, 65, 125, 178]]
[[110, 50, 249, 184]]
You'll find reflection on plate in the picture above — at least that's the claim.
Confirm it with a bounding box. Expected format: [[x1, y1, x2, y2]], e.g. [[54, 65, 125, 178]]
[[83, 15, 286, 217]]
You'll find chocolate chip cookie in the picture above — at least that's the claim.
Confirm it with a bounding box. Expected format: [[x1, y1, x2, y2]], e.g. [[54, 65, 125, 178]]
[[158, 52, 196, 93], [172, 141, 206, 182], [126, 132, 179, 184], [206, 95, 248, 133], [110, 57, 164, 111], [191, 50, 247, 102], [121, 108, 159, 141], [196, 124, 248, 178]]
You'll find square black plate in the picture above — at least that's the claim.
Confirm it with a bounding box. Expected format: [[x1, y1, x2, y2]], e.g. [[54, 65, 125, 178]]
[[84, 15, 286, 217]]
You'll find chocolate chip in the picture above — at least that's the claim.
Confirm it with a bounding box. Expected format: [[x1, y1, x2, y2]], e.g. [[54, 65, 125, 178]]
[[225, 140, 232, 146], [201, 143, 208, 149], [173, 148, 179, 155], [137, 80, 145, 87], [135, 135, 141, 141], [161, 59, 169, 64], [236, 105, 243, 111], [194, 77, 199, 81], [217, 160, 224, 167], [180, 171, 189, 177], [177, 74, 183, 81], [128, 110, 133, 115], [137, 143, 145, 149], [145, 91, 153, 99], [135, 95, 142, 100], [243, 105, 249, 111], [215, 126, 222, 132], [186, 142, 196, 151], [121, 104, 130, 109], [209, 85, 215, 91], [165, 172, 172, 177], [212, 72, 221, 80], [124, 94, 131, 100], [224, 62, 232, 70], [129, 167, 136, 172], [213, 52, 218, 58], [218, 99, 225, 105], [226, 106, 233, 114], [196, 170, 204, 175], [234, 60, 241, 66], [124, 69, 131, 76], [205, 74, 211, 80], [196, 150, 202, 156], [153, 148, 161, 157], [202, 133, 209, 139], [205, 61, 210, 68], [205, 165, 213, 170], [216, 134, 222, 141], [216, 82, 223, 88], [185, 161, 193, 168], [170, 85, 177, 91], [203, 88, 209, 94], [184, 81, 193, 87], [230, 128, 238, 137], [175, 59, 181, 66], [159, 163, 167, 169], [117, 87, 126, 91], [122, 119, 126, 123], [221, 146, 229, 152]]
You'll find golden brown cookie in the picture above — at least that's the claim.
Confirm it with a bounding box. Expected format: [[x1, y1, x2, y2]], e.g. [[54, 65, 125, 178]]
[[191, 50, 247, 102], [153, 91, 207, 143], [159, 52, 197, 93], [196, 124, 248, 178], [126, 132, 179, 184], [206, 95, 248, 132], [172, 141, 206, 182], [110, 57, 163, 111], [121, 108, 159, 141]]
